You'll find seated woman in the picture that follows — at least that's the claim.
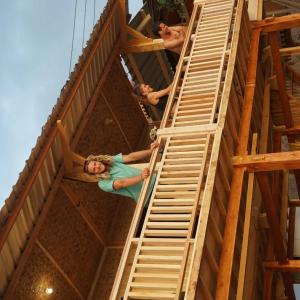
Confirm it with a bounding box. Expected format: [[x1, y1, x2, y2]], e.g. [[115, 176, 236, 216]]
[[132, 83, 172, 113]]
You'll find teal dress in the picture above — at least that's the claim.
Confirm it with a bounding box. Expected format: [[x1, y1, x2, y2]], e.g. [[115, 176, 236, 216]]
[[98, 154, 156, 202]]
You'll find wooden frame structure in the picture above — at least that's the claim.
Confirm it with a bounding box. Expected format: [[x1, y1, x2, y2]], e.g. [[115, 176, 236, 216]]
[[3, 0, 300, 299]]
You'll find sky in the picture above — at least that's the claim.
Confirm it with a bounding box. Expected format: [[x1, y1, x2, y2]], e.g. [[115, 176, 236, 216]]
[[1, 1, 300, 297], [0, 0, 140, 205]]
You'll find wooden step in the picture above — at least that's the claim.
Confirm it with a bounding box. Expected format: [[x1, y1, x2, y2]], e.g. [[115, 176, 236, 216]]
[[150, 206, 194, 213], [127, 291, 175, 299], [146, 222, 190, 229], [148, 214, 192, 221], [144, 229, 188, 237]]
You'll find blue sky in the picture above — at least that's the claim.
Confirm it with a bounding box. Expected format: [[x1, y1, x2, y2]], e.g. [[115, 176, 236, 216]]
[[0, 0, 140, 205]]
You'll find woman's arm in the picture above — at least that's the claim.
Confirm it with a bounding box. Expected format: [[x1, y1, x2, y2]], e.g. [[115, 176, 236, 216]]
[[123, 142, 159, 163], [147, 84, 172, 105], [113, 168, 150, 190]]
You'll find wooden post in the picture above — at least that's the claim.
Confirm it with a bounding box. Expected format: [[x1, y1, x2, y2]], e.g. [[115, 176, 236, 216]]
[[215, 28, 261, 300], [287, 207, 296, 259]]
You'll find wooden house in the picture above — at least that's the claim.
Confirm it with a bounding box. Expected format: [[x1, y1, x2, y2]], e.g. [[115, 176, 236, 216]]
[[2, 0, 300, 299]]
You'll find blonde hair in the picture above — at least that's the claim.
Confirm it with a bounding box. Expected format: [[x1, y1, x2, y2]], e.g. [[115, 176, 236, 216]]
[[84, 154, 113, 180]]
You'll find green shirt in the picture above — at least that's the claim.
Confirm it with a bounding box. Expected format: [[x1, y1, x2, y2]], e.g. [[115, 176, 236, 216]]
[[98, 154, 156, 202]]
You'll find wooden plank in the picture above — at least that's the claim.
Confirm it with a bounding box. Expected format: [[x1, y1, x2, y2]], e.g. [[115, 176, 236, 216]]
[[248, 0, 262, 20], [259, 82, 270, 153], [263, 270, 273, 300], [216, 27, 261, 300], [268, 31, 293, 129], [255, 173, 288, 261], [157, 124, 217, 137], [280, 45, 300, 56], [236, 134, 257, 299], [252, 13, 300, 32], [232, 150, 300, 171], [125, 38, 165, 53], [118, 0, 127, 48], [264, 260, 300, 272], [287, 207, 296, 259], [126, 26, 148, 40], [289, 200, 300, 207]]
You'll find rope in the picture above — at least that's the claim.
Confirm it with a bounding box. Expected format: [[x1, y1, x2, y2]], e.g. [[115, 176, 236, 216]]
[[69, 0, 78, 74], [82, 0, 88, 49]]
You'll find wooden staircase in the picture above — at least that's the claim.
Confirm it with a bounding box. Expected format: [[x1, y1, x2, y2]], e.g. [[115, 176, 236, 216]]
[[111, 0, 240, 299]]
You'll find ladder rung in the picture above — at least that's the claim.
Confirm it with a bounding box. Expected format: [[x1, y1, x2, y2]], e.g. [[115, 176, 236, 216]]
[[153, 199, 195, 205], [150, 206, 194, 213], [158, 177, 199, 184], [138, 255, 183, 262], [160, 170, 200, 177], [130, 282, 177, 290], [127, 291, 175, 299], [146, 222, 190, 229], [148, 214, 192, 221], [133, 272, 179, 279], [140, 246, 185, 252], [156, 184, 198, 190], [135, 263, 181, 270], [174, 120, 211, 126], [144, 229, 188, 237]]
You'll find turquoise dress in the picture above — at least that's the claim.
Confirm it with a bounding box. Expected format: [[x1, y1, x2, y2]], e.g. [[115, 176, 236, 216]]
[[98, 154, 156, 202]]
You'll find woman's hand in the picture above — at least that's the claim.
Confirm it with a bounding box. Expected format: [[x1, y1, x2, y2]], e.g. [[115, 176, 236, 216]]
[[150, 141, 159, 152], [141, 168, 150, 179]]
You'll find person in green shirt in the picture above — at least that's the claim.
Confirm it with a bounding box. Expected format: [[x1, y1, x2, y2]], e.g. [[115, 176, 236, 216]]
[[83, 142, 158, 202]]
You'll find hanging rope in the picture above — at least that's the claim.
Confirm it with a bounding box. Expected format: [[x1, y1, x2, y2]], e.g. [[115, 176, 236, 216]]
[[69, 0, 78, 74], [82, 0, 88, 49]]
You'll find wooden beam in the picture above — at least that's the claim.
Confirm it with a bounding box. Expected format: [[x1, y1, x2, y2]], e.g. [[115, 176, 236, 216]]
[[136, 13, 151, 32], [118, 0, 127, 48], [256, 174, 287, 261], [289, 199, 300, 207], [259, 82, 270, 153], [247, 0, 262, 21], [280, 46, 300, 56], [233, 150, 300, 172], [236, 134, 257, 299], [216, 28, 262, 300], [127, 53, 144, 83], [157, 124, 217, 137], [264, 260, 300, 272], [287, 207, 296, 259], [256, 173, 295, 299], [61, 181, 106, 246], [36, 240, 85, 300], [252, 13, 300, 32], [268, 31, 293, 129], [126, 26, 149, 40], [125, 38, 165, 53], [264, 270, 273, 300], [274, 124, 300, 135]]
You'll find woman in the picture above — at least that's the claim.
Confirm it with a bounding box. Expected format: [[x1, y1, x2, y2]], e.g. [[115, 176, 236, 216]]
[[132, 83, 172, 113]]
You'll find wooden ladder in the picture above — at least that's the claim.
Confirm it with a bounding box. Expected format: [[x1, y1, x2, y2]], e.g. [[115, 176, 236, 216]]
[[112, 0, 237, 299]]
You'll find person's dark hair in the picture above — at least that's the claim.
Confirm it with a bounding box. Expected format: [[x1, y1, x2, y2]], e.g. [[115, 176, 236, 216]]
[[133, 83, 143, 97], [152, 21, 161, 37]]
